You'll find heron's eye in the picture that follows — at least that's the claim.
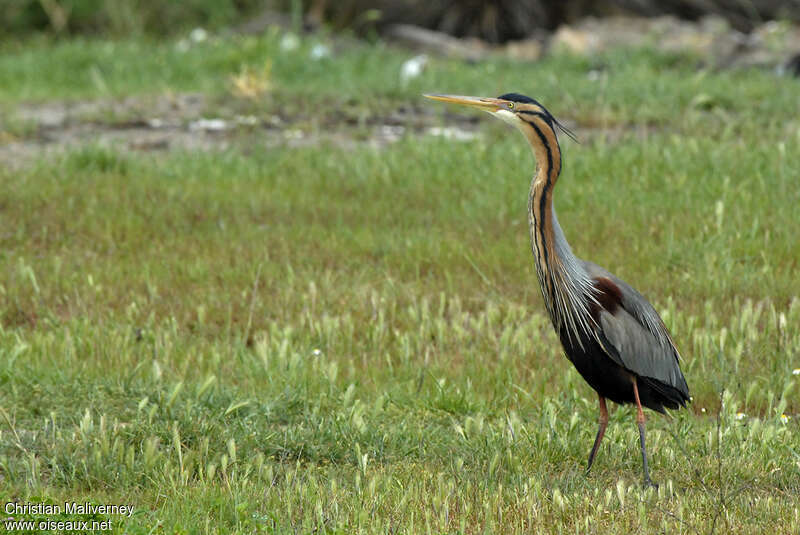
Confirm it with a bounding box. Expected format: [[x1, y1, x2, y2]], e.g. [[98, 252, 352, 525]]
[[507, 102, 514, 109]]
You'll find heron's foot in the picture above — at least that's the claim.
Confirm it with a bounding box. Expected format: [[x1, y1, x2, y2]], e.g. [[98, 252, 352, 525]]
[[642, 477, 659, 490]]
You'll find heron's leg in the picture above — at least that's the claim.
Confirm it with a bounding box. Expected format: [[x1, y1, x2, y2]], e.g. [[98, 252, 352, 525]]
[[586, 395, 608, 473], [632, 378, 657, 488]]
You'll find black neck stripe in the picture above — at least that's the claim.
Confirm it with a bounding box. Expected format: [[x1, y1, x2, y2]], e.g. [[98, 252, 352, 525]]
[[518, 110, 550, 122], [527, 119, 555, 283]]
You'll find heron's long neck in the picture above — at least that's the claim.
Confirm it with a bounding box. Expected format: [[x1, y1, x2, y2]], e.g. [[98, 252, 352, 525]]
[[524, 122, 596, 343]]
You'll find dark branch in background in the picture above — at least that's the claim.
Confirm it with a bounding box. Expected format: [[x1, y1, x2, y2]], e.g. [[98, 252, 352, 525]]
[[5, 0, 800, 39], [304, 0, 800, 41]]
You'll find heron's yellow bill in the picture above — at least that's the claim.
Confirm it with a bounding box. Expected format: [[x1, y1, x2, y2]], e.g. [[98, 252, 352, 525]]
[[423, 94, 510, 112]]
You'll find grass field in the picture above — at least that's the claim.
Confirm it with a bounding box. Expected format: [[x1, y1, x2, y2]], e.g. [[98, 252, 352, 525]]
[[1, 31, 799, 534]]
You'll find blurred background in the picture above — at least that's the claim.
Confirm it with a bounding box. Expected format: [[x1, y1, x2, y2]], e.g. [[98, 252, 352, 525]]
[[3, 0, 800, 86], [2, 0, 799, 67], [4, 0, 800, 39], [3, 0, 800, 160]]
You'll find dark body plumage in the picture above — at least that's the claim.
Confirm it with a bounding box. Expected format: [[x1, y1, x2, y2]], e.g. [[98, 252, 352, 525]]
[[561, 261, 689, 413], [424, 91, 690, 485]]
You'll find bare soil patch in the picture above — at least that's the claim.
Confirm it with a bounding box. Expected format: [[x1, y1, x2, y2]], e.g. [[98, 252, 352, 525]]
[[0, 93, 492, 168]]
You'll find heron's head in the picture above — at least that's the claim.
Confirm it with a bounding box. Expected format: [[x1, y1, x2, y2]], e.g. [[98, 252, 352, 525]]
[[424, 93, 576, 142]]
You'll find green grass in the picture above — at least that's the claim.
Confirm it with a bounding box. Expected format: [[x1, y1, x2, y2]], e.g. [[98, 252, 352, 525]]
[[3, 32, 800, 126], [1, 32, 800, 533], [0, 0, 265, 37]]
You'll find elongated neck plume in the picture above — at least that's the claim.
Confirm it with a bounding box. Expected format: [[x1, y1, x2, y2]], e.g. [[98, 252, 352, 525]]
[[519, 114, 597, 346]]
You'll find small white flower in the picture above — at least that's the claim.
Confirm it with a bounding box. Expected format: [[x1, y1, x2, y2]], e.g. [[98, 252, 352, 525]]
[[280, 33, 300, 52], [312, 348, 322, 356], [735, 412, 746, 421], [400, 54, 428, 85], [310, 43, 331, 60], [780, 414, 790, 424], [190, 27, 208, 43], [701, 407, 706, 413], [793, 368, 800, 376]]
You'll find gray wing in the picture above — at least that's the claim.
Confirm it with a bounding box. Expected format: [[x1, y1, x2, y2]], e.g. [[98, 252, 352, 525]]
[[583, 261, 690, 400]]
